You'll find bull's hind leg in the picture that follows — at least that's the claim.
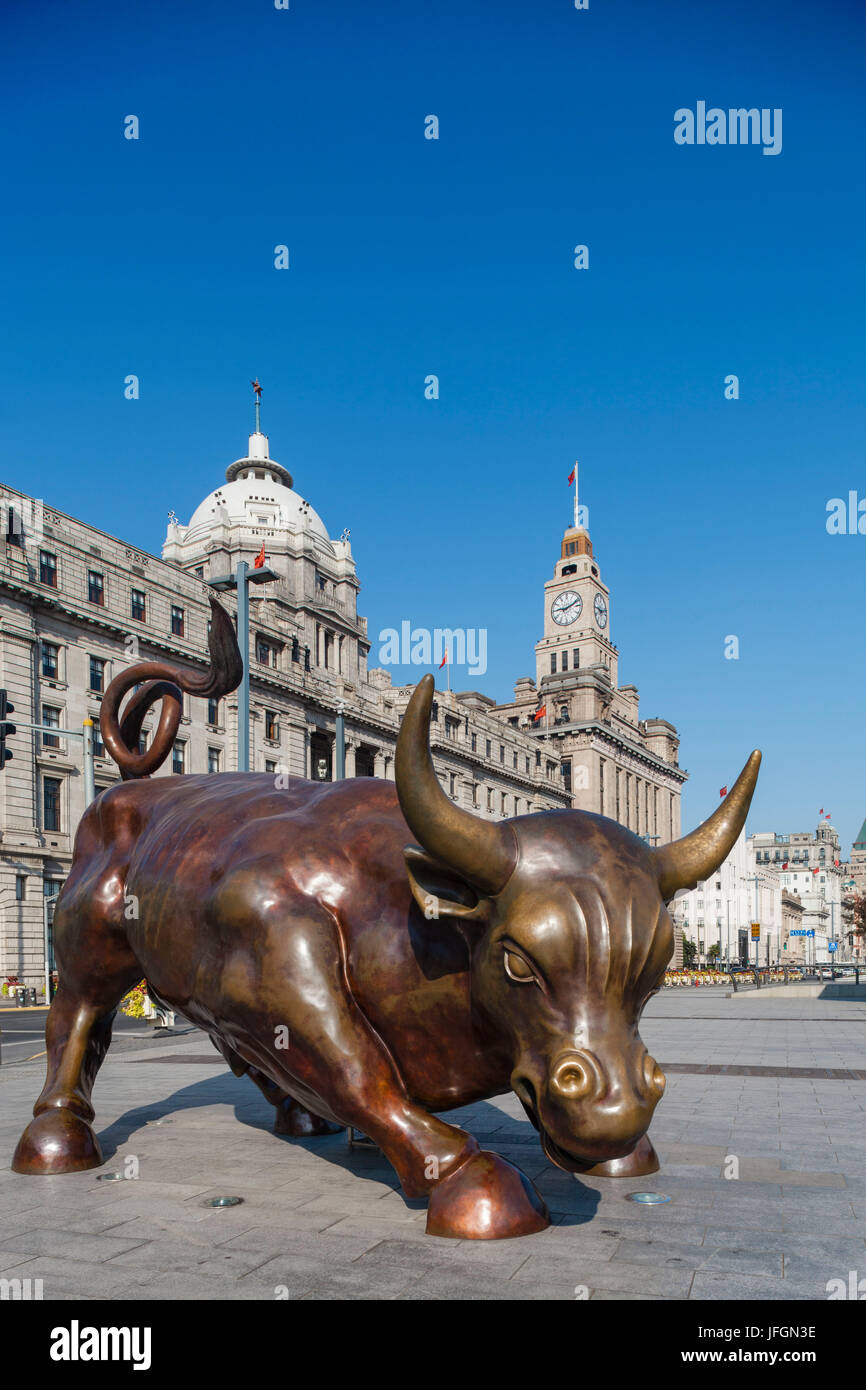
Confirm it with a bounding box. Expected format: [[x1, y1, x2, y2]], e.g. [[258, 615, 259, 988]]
[[12, 968, 140, 1176], [209, 1036, 342, 1136]]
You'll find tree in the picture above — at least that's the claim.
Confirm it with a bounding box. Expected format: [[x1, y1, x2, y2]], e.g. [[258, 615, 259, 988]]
[[682, 937, 697, 967], [707, 943, 721, 960], [852, 892, 866, 943]]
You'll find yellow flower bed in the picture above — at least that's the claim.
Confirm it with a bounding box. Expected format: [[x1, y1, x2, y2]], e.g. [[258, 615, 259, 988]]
[[119, 980, 147, 1018]]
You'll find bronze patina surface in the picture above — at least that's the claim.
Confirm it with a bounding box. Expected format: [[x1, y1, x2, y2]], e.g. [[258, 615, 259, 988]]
[[12, 605, 760, 1238]]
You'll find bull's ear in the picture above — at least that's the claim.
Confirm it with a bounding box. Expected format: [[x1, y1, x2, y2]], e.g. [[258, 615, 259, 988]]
[[403, 846, 491, 928]]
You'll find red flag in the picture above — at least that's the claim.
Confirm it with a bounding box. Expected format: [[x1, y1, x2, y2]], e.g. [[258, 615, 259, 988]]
[[719, 786, 728, 799], [835, 859, 840, 867], [812, 867, 819, 875], [567, 467, 576, 486], [533, 706, 546, 723], [253, 542, 266, 569], [825, 814, 831, 820], [438, 649, 449, 669], [819, 808, 824, 815], [782, 861, 788, 869]]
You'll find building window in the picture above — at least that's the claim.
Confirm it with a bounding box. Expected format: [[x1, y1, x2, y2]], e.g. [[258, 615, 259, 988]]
[[92, 723, 105, 757], [40, 550, 58, 587], [195, 565, 204, 578], [471, 733, 477, 752], [207, 747, 221, 774], [304, 646, 311, 672], [171, 605, 184, 637], [486, 739, 491, 758], [449, 772, 456, 797], [43, 776, 62, 831], [41, 705, 61, 749], [431, 702, 438, 723], [41, 642, 59, 679], [265, 759, 277, 775], [599, 758, 605, 814], [172, 741, 185, 774], [137, 730, 148, 755], [131, 589, 146, 622], [445, 717, 458, 740], [501, 792, 508, 815], [88, 570, 104, 606], [256, 636, 277, 668], [562, 759, 572, 793], [561, 651, 568, 671], [89, 656, 105, 692], [291, 636, 300, 663], [265, 710, 279, 741], [559, 705, 568, 722], [487, 788, 494, 812], [573, 649, 580, 668], [15, 874, 26, 901], [550, 653, 557, 674], [207, 697, 219, 725], [525, 756, 530, 773], [512, 751, 518, 769]]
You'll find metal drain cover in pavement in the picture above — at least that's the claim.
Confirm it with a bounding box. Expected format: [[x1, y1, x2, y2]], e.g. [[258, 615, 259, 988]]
[[203, 1196, 244, 1208], [626, 1191, 671, 1205]]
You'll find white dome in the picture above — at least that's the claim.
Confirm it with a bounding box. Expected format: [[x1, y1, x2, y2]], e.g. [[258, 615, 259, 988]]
[[183, 435, 331, 547]]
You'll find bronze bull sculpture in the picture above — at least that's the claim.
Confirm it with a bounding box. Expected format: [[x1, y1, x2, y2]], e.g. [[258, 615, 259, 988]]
[[13, 601, 760, 1238]]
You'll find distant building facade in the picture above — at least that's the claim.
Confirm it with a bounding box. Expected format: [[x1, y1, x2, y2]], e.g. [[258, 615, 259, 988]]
[[749, 823, 847, 963]]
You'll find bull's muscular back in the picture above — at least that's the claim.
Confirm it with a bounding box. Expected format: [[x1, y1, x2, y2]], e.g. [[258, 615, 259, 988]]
[[73, 775, 508, 1110]]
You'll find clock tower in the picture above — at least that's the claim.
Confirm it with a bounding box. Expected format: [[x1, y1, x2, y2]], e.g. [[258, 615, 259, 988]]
[[492, 461, 686, 848], [536, 478, 617, 689]]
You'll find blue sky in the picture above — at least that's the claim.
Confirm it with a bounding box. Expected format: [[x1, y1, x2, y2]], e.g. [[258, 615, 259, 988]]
[[1, 0, 864, 848]]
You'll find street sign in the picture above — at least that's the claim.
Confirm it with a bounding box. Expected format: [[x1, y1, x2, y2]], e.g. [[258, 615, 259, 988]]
[[828, 941, 838, 952], [750, 922, 760, 939]]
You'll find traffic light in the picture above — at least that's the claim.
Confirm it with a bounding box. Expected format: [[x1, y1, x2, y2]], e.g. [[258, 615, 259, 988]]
[[0, 689, 15, 770]]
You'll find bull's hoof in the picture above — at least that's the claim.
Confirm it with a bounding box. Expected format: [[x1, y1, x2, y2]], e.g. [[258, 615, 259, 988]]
[[426, 1150, 550, 1240], [274, 1100, 343, 1138], [578, 1134, 660, 1179], [12, 1109, 103, 1175]]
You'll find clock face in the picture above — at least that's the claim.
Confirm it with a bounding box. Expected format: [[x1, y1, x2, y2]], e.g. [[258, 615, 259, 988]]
[[551, 590, 582, 626], [594, 593, 608, 629]]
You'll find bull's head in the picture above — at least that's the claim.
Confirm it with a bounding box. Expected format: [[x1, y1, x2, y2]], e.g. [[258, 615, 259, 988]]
[[395, 675, 760, 1171]]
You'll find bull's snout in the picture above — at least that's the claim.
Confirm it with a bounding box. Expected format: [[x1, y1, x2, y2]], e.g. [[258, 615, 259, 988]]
[[514, 1048, 666, 1172]]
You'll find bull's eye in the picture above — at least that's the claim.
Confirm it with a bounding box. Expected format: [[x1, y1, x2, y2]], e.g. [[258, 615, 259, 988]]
[[503, 948, 537, 984]]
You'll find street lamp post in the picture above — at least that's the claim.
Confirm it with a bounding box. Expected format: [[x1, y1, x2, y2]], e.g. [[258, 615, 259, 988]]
[[335, 702, 345, 779], [210, 562, 278, 771]]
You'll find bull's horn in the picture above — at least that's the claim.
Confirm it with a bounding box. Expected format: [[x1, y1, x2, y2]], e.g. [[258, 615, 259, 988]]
[[655, 750, 762, 899], [395, 674, 517, 896]]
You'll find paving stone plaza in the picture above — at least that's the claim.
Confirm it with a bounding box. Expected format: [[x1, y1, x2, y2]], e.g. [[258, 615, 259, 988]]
[[2, 986, 864, 1302]]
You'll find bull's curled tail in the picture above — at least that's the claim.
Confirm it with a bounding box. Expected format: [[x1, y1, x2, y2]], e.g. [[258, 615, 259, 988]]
[[100, 597, 243, 779]]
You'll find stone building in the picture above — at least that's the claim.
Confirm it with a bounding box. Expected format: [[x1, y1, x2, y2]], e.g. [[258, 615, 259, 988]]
[[749, 824, 845, 963], [0, 424, 685, 991]]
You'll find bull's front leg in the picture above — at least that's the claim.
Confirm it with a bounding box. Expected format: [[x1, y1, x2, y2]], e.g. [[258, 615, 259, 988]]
[[234, 904, 548, 1239]]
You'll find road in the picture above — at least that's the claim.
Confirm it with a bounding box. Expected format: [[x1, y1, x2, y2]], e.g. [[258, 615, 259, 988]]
[[0, 1006, 202, 1065]]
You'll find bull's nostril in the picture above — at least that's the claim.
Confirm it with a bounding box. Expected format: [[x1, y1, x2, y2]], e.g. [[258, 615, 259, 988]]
[[643, 1054, 666, 1097], [551, 1052, 594, 1100]]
